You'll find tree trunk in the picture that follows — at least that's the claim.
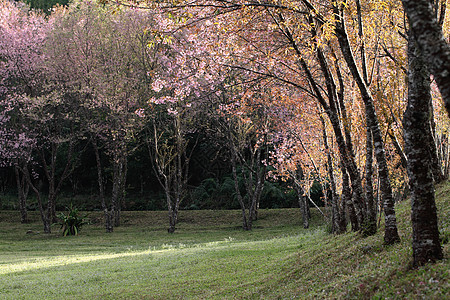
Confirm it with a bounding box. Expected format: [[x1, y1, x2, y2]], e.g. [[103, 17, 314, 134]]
[[333, 4, 399, 243], [47, 191, 57, 224], [230, 147, 250, 230], [428, 104, 445, 183], [329, 109, 366, 229], [168, 203, 177, 234], [92, 139, 113, 233], [442, 134, 450, 179], [388, 130, 408, 169], [402, 0, 450, 116], [404, 34, 443, 267], [114, 156, 127, 227], [302, 196, 310, 229], [315, 46, 367, 229], [294, 165, 311, 229], [111, 155, 123, 228], [149, 115, 191, 234], [42, 144, 57, 224], [283, 13, 364, 232], [363, 128, 377, 236], [295, 183, 309, 229], [14, 163, 28, 224], [250, 145, 267, 222], [40, 141, 74, 226], [338, 184, 348, 233], [250, 168, 265, 222], [22, 166, 51, 233], [342, 163, 358, 232], [320, 114, 340, 233]]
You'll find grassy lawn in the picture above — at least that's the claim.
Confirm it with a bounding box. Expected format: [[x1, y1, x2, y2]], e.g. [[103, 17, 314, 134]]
[[0, 182, 448, 299]]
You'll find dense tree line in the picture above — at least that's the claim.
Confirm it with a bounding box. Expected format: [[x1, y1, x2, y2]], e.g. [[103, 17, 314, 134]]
[[0, 0, 448, 266]]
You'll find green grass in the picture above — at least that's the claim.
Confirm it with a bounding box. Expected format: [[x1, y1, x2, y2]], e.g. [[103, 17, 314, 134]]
[[0, 182, 448, 299]]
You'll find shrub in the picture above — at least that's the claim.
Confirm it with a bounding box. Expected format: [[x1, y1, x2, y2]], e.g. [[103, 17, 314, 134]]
[[57, 204, 88, 236]]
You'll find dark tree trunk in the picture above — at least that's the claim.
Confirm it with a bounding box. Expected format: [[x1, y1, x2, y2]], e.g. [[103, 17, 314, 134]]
[[442, 134, 450, 179], [404, 34, 443, 267], [250, 166, 265, 222], [329, 109, 366, 229], [402, 0, 450, 116], [21, 165, 51, 233], [315, 45, 367, 229], [428, 104, 445, 183], [363, 128, 377, 236], [342, 163, 358, 232], [250, 144, 267, 222], [294, 165, 311, 229], [14, 163, 29, 224], [92, 139, 114, 233], [49, 144, 62, 223], [304, 194, 311, 228], [320, 114, 341, 233], [47, 192, 57, 224], [34, 141, 74, 233], [295, 184, 309, 229], [168, 195, 178, 234], [42, 145, 58, 224], [333, 55, 351, 234], [230, 147, 250, 231], [149, 116, 190, 234], [114, 156, 127, 228], [339, 180, 349, 233], [111, 155, 124, 228]]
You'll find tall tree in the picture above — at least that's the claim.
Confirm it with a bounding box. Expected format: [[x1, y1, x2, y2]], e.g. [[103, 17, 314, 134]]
[[45, 1, 153, 231], [147, 99, 195, 233], [0, 0, 40, 223], [216, 88, 270, 230], [402, 0, 447, 267], [144, 23, 204, 233], [402, 0, 450, 116], [404, 33, 443, 267], [0, 0, 76, 233]]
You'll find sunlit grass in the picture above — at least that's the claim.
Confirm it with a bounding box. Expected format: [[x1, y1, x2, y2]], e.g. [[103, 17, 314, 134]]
[[1, 249, 155, 275], [0, 182, 448, 299]]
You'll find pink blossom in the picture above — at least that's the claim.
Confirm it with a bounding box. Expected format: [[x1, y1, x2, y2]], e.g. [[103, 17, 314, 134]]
[[151, 78, 165, 92], [135, 108, 145, 118], [167, 107, 178, 115]]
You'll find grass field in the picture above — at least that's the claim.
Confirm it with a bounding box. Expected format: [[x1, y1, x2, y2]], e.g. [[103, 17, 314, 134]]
[[0, 182, 449, 299]]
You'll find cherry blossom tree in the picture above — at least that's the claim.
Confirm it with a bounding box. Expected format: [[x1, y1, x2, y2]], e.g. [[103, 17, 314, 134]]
[[0, 0, 59, 230], [45, 1, 154, 232], [216, 85, 271, 230], [144, 22, 206, 233], [146, 98, 196, 233], [0, 99, 34, 223]]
